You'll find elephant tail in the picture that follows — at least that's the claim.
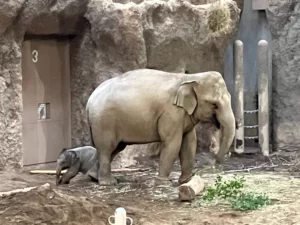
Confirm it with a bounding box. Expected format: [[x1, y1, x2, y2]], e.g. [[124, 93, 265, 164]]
[[89, 126, 96, 147], [86, 106, 96, 148]]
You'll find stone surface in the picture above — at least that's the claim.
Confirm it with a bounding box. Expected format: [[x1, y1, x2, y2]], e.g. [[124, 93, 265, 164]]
[[0, 0, 25, 34], [266, 1, 300, 152], [0, 0, 240, 169], [0, 31, 23, 170], [71, 0, 241, 166], [25, 0, 89, 35]]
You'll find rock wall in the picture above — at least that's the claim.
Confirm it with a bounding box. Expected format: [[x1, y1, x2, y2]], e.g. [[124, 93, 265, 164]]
[[266, 1, 300, 152], [0, 0, 88, 170], [0, 30, 23, 170], [71, 0, 241, 167], [0, 0, 240, 169]]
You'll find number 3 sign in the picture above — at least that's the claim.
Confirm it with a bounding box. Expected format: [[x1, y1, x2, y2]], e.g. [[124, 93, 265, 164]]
[[32, 50, 38, 63]]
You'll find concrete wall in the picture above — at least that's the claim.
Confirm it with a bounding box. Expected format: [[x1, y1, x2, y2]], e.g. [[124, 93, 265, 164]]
[[266, 1, 300, 153], [224, 0, 273, 149]]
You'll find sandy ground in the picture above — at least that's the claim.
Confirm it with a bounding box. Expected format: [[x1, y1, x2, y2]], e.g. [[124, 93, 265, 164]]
[[1, 151, 300, 225]]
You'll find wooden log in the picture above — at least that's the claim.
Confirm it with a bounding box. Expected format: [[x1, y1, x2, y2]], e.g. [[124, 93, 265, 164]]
[[29, 167, 151, 175], [178, 175, 205, 201], [30, 170, 67, 175], [0, 183, 50, 198]]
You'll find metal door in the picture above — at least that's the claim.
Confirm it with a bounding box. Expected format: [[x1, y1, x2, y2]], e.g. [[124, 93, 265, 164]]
[[22, 38, 71, 165]]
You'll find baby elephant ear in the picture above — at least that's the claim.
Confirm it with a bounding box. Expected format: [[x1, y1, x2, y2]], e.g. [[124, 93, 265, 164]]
[[68, 151, 79, 166], [173, 81, 197, 115]]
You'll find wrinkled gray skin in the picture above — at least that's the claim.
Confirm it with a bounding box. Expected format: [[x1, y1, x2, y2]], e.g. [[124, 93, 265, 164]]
[[86, 69, 235, 186], [56, 146, 99, 185]]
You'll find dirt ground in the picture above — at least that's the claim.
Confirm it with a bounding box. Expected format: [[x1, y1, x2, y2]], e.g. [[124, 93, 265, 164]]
[[1, 151, 300, 225]]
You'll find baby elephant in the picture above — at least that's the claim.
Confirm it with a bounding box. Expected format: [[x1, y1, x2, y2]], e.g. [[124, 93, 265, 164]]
[[56, 146, 99, 186]]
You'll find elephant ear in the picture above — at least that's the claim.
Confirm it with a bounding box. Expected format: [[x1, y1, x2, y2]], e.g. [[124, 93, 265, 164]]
[[68, 151, 80, 166], [173, 81, 197, 115]]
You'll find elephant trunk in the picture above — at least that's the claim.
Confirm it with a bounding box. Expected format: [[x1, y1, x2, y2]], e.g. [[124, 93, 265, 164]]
[[214, 95, 236, 163], [56, 165, 63, 186]]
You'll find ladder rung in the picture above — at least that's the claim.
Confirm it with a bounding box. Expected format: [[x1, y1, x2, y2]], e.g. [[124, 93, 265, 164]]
[[245, 125, 258, 129], [244, 110, 258, 114], [244, 136, 259, 140]]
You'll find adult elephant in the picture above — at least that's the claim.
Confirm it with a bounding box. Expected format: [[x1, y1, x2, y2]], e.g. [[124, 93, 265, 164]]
[[86, 69, 235, 186]]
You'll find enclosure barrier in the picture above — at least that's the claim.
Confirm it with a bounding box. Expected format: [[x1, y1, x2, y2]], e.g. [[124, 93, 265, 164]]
[[233, 39, 269, 157], [258, 40, 269, 157], [233, 40, 244, 154], [108, 207, 133, 225]]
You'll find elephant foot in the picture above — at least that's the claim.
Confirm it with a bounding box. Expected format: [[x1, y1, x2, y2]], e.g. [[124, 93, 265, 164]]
[[179, 173, 194, 185], [98, 176, 118, 186], [155, 176, 173, 187]]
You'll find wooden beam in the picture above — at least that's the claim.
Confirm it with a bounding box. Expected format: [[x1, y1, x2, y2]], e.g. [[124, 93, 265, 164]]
[[29, 167, 151, 175]]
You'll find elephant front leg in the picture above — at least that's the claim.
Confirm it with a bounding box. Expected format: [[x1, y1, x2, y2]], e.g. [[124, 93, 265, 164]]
[[60, 161, 80, 185], [157, 133, 183, 186], [178, 128, 197, 185]]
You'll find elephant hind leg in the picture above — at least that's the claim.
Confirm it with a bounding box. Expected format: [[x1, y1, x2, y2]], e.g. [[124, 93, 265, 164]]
[[92, 132, 119, 186], [98, 148, 118, 186], [87, 161, 99, 181], [88, 141, 127, 183]]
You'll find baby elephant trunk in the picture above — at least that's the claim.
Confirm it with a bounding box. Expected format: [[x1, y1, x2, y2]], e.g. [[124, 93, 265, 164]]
[[56, 165, 63, 186]]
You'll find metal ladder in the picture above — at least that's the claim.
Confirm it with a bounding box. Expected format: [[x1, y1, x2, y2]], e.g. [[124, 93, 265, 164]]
[[233, 40, 270, 157]]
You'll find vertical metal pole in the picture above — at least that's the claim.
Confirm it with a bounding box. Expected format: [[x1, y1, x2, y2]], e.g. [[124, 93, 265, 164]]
[[234, 40, 244, 154], [258, 40, 269, 157]]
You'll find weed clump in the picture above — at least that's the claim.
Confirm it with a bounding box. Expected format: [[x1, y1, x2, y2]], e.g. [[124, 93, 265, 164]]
[[208, 1, 231, 33], [193, 174, 271, 211], [229, 192, 271, 211]]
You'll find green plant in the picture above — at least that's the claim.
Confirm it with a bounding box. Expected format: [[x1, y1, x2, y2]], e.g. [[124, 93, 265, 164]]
[[202, 174, 245, 201], [198, 175, 271, 211], [229, 192, 271, 211]]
